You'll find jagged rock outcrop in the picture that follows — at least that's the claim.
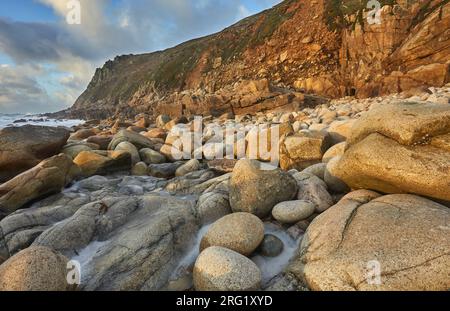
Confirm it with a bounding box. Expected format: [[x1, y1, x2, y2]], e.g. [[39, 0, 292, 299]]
[[54, 0, 449, 120]]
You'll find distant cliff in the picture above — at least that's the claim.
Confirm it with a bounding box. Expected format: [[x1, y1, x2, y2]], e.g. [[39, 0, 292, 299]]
[[62, 0, 450, 120]]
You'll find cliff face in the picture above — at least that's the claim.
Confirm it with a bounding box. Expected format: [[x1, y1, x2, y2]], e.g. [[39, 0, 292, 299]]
[[66, 0, 450, 120]]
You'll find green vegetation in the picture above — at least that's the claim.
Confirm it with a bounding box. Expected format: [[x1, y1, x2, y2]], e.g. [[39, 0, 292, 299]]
[[251, 3, 296, 46], [88, 0, 300, 96], [150, 41, 207, 90], [218, 0, 296, 63], [324, 0, 397, 31], [323, 0, 449, 32], [83, 0, 449, 105]]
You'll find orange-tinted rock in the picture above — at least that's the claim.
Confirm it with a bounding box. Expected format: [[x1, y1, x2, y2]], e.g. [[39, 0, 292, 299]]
[[0, 126, 70, 183]]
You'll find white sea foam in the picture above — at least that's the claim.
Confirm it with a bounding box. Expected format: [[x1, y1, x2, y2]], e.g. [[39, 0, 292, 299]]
[[0, 113, 84, 129], [171, 224, 212, 280], [252, 223, 301, 285]]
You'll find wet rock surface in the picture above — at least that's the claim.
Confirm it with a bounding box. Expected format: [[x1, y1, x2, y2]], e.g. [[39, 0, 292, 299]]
[[1, 85, 449, 292], [0, 174, 201, 290]]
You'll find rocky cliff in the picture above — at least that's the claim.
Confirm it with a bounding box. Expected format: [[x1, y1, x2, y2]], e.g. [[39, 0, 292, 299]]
[[63, 0, 450, 120]]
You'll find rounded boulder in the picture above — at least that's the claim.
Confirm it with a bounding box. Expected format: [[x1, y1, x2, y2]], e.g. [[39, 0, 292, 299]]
[[200, 212, 264, 256], [193, 246, 261, 291], [0, 246, 71, 291]]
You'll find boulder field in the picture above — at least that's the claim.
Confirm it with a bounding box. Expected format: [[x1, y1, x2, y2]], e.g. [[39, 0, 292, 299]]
[[0, 86, 449, 291]]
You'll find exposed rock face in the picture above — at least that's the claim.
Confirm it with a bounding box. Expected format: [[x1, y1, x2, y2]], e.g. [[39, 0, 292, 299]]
[[0, 246, 71, 291], [154, 80, 307, 118], [349, 2, 450, 98], [0, 126, 70, 183], [229, 159, 298, 218], [331, 102, 450, 201], [0, 154, 80, 218], [55, 0, 449, 120], [193, 246, 262, 291], [0, 175, 208, 290], [289, 191, 450, 291]]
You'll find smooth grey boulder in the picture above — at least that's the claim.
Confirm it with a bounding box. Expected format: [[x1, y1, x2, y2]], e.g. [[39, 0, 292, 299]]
[[229, 159, 298, 218], [196, 191, 231, 225], [165, 170, 217, 195], [257, 234, 284, 257], [289, 191, 450, 291], [292, 172, 333, 213], [148, 162, 184, 179]]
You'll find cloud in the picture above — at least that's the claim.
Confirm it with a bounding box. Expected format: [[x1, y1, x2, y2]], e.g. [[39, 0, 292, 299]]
[[0, 0, 281, 114], [0, 61, 89, 114], [0, 64, 58, 113]]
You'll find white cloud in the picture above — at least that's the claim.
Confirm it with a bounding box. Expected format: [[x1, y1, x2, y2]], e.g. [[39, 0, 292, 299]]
[[0, 0, 281, 113], [0, 64, 61, 113], [237, 5, 251, 19]]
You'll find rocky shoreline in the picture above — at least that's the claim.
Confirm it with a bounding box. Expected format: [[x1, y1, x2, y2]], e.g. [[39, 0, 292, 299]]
[[0, 85, 449, 291]]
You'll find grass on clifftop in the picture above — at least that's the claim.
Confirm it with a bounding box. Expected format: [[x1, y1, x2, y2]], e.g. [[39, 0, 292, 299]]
[[218, 0, 296, 63], [324, 0, 397, 31]]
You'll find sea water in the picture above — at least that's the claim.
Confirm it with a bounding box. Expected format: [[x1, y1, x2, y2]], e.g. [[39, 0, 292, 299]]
[[0, 113, 84, 129]]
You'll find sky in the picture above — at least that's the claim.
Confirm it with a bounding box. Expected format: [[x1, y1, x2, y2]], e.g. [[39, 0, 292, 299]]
[[0, 0, 281, 114]]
